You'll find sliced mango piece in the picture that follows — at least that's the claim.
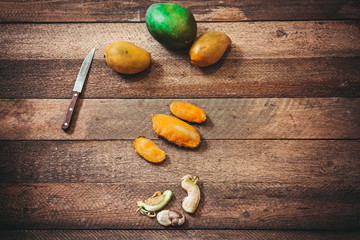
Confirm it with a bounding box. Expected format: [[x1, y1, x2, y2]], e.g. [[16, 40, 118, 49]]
[[170, 101, 206, 123], [152, 114, 200, 148], [134, 137, 166, 163]]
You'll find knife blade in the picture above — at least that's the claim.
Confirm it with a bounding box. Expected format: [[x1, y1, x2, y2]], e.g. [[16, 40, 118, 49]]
[[61, 48, 95, 130]]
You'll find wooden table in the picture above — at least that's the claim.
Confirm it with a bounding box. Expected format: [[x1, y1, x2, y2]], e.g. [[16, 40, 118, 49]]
[[1, 1, 360, 239]]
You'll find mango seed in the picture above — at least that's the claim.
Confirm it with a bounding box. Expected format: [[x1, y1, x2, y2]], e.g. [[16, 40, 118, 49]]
[[181, 175, 200, 213], [157, 210, 185, 226]]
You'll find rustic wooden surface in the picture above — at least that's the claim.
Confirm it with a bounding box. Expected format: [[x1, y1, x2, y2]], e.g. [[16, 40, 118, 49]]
[[1, 98, 359, 140], [0, 0, 359, 239], [1, 0, 359, 22], [1, 230, 360, 240]]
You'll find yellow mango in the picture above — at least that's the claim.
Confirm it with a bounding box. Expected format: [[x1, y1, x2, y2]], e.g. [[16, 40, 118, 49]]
[[152, 114, 200, 148], [170, 101, 206, 123], [134, 137, 166, 163], [189, 31, 231, 67], [105, 41, 151, 74]]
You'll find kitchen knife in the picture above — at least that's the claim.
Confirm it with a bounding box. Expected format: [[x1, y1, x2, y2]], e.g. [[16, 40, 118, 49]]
[[61, 48, 95, 130]]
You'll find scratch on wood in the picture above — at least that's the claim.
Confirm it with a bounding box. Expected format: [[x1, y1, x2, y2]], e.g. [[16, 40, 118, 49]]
[[288, 112, 296, 128], [129, 9, 140, 22], [340, 81, 348, 87], [276, 29, 288, 38]]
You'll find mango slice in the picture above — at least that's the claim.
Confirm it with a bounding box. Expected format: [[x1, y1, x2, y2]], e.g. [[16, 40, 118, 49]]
[[134, 137, 166, 163], [152, 114, 200, 148], [170, 101, 206, 123]]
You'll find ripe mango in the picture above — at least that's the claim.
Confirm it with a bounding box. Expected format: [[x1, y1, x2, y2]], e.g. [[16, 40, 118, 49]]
[[190, 31, 231, 67], [105, 41, 151, 74]]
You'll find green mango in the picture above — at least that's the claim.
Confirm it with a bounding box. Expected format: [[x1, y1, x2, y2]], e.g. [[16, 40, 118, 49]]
[[145, 3, 197, 49]]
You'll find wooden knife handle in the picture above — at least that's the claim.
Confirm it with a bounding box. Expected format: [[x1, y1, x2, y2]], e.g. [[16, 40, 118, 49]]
[[61, 91, 80, 131]]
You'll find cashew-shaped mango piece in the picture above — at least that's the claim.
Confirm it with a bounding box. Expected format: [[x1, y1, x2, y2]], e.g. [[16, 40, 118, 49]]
[[181, 175, 200, 213]]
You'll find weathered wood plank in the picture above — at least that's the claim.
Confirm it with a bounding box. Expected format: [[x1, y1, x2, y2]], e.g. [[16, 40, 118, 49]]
[[1, 230, 360, 240], [1, 22, 359, 60], [0, 98, 359, 140], [0, 182, 359, 229], [0, 0, 359, 23], [1, 140, 359, 184], [1, 58, 359, 98], [1, 22, 359, 98]]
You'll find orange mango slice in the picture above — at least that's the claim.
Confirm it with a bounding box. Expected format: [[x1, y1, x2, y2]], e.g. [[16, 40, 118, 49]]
[[134, 137, 166, 163], [152, 114, 200, 148], [170, 101, 206, 123]]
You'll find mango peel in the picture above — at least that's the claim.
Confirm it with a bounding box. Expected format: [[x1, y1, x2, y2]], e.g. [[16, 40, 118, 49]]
[[137, 190, 173, 217]]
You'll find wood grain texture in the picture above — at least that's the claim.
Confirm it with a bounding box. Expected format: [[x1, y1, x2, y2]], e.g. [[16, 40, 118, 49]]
[[1, 58, 359, 99], [0, 0, 359, 23], [1, 0, 360, 235], [0, 98, 359, 140], [1, 22, 359, 60], [1, 140, 359, 184], [0, 182, 359, 229], [1, 21, 359, 98], [1, 230, 360, 240]]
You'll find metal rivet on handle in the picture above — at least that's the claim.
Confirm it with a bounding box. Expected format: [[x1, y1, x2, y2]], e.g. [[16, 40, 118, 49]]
[[69, 108, 73, 111], [64, 123, 68, 126]]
